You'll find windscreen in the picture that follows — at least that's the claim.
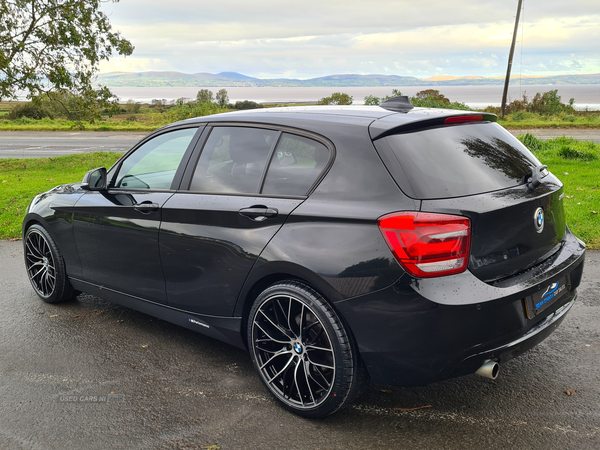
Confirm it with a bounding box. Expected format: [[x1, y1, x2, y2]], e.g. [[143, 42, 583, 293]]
[[379, 122, 542, 199]]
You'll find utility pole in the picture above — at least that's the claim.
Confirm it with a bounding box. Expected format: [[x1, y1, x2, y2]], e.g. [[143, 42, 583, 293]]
[[500, 0, 523, 119]]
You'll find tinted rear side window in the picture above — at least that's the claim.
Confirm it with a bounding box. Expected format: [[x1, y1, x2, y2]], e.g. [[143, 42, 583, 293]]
[[376, 122, 542, 199], [262, 133, 330, 196]]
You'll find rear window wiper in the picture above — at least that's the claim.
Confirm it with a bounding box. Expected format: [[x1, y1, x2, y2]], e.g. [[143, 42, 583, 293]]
[[527, 164, 549, 190]]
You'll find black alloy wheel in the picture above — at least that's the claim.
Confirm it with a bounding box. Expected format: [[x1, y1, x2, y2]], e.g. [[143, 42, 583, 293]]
[[24, 224, 78, 303], [248, 281, 364, 418]]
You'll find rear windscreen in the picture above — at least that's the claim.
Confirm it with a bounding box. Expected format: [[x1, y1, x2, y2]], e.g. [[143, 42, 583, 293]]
[[376, 122, 542, 199]]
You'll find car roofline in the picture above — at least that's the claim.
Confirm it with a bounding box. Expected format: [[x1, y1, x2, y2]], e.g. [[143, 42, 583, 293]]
[[158, 105, 497, 138]]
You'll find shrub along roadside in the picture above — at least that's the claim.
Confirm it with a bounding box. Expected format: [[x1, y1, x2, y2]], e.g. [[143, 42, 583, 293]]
[[0, 140, 598, 247]]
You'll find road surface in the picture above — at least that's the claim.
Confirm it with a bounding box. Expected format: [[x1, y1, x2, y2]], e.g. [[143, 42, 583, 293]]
[[0, 131, 146, 159], [0, 239, 598, 449]]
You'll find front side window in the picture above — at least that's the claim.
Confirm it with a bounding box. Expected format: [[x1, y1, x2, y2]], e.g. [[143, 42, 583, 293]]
[[190, 127, 278, 194], [114, 128, 197, 190]]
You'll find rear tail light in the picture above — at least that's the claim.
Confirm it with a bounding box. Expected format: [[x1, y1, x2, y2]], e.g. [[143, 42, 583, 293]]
[[378, 212, 471, 278]]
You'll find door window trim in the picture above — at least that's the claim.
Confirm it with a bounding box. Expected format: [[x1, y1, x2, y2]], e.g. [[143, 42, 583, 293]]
[[106, 124, 206, 193], [179, 122, 336, 198]]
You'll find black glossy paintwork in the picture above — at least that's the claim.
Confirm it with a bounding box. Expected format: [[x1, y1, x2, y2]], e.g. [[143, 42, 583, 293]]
[[22, 105, 587, 386], [335, 229, 585, 386], [72, 190, 175, 303], [160, 193, 303, 315], [25, 183, 86, 278], [422, 173, 566, 282]]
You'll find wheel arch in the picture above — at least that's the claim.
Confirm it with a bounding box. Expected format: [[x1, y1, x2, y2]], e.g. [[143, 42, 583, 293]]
[[235, 261, 347, 350], [22, 214, 46, 237]]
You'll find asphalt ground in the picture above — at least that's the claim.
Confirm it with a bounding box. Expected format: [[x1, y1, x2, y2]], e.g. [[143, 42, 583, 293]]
[[0, 239, 599, 450], [0, 131, 146, 159], [0, 129, 599, 159]]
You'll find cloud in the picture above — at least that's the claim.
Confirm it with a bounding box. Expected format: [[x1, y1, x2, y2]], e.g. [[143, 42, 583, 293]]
[[99, 1, 600, 78]]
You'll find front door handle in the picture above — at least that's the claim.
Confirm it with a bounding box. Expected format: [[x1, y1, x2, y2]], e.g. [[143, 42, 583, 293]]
[[239, 206, 279, 221], [134, 202, 159, 213]]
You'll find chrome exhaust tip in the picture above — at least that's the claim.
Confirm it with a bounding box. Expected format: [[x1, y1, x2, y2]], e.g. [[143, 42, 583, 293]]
[[475, 360, 499, 380]]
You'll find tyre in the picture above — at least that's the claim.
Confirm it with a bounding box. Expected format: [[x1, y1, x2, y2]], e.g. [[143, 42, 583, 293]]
[[24, 224, 78, 303], [247, 280, 364, 418]]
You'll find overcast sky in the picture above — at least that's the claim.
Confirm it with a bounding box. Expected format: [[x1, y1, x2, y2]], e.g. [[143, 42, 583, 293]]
[[98, 0, 600, 79]]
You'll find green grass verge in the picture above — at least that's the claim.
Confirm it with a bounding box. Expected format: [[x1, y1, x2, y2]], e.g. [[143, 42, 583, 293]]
[[0, 117, 160, 132], [516, 134, 600, 249], [0, 140, 598, 248], [0, 152, 122, 239], [1, 109, 599, 132], [500, 121, 600, 130]]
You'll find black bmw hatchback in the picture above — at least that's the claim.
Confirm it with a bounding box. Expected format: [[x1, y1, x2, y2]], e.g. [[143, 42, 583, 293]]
[[23, 97, 586, 418]]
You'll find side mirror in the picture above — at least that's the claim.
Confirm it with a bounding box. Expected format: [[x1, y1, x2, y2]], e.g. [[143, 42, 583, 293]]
[[81, 167, 107, 191]]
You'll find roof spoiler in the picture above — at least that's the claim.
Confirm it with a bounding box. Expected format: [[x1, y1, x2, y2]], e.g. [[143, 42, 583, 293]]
[[380, 96, 414, 113]]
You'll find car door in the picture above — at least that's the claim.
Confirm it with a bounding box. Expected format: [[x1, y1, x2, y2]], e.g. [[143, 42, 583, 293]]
[[72, 126, 203, 304], [159, 125, 332, 316]]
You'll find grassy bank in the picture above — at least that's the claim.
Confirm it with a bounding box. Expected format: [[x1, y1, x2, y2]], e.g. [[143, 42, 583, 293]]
[[1, 137, 598, 246], [2, 116, 600, 132], [517, 134, 600, 248], [0, 116, 163, 132], [0, 152, 122, 239], [499, 114, 600, 130]]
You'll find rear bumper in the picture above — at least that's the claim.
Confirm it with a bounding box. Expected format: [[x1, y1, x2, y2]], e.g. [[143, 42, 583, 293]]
[[334, 228, 586, 386], [459, 297, 574, 370]]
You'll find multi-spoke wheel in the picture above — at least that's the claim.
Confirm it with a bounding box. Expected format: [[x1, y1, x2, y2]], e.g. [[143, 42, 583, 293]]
[[24, 224, 78, 303], [248, 281, 364, 418]]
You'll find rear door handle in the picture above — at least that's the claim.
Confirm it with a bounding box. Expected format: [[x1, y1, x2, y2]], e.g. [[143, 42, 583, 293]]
[[134, 202, 160, 213], [239, 206, 278, 221]]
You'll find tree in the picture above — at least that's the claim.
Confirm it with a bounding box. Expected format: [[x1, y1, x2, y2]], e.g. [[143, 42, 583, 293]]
[[363, 89, 402, 106], [215, 89, 229, 107], [414, 89, 450, 104], [151, 99, 167, 112], [196, 89, 214, 103], [0, 0, 134, 118], [317, 92, 353, 105], [364, 95, 381, 106], [125, 99, 141, 114]]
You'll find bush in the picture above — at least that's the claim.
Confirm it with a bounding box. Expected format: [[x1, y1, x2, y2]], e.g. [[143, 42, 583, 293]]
[[518, 133, 543, 151], [410, 96, 471, 110], [557, 146, 598, 161], [125, 100, 141, 114], [234, 100, 263, 110], [499, 90, 576, 117], [364, 89, 470, 111], [7, 103, 51, 120], [318, 92, 353, 105], [164, 101, 227, 122]]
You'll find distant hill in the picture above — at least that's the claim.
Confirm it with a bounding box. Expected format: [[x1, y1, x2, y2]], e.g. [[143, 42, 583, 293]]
[[97, 71, 600, 88]]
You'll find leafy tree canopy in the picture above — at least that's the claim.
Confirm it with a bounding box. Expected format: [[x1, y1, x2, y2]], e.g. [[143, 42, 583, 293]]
[[215, 88, 229, 107], [196, 89, 214, 103], [364, 89, 470, 111], [234, 100, 263, 110], [0, 0, 133, 118], [414, 89, 450, 103], [364, 89, 402, 106], [318, 92, 353, 105]]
